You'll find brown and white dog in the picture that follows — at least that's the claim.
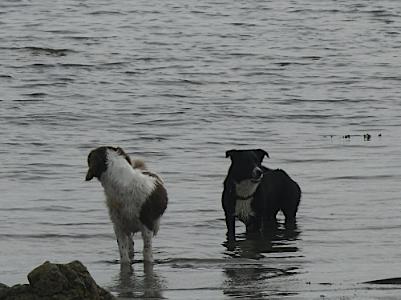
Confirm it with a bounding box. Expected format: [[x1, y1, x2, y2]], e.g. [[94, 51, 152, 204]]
[[85, 146, 167, 264]]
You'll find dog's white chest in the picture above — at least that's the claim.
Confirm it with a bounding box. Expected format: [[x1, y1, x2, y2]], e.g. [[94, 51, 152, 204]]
[[235, 180, 259, 198], [234, 179, 259, 223], [235, 198, 255, 223]]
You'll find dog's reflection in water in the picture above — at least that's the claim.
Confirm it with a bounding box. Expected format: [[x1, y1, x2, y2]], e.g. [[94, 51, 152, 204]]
[[222, 227, 301, 299], [114, 262, 164, 299], [224, 226, 301, 259]]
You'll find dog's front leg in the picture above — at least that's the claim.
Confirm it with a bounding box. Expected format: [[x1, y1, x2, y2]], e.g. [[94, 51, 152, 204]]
[[114, 225, 131, 264], [222, 185, 236, 249], [246, 216, 262, 235], [225, 214, 236, 250], [141, 228, 153, 263]]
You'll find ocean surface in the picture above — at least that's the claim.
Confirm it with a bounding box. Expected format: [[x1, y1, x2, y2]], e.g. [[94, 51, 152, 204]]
[[1, 0, 401, 299]]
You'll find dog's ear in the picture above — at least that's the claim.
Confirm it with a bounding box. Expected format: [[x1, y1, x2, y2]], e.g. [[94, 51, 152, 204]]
[[85, 169, 94, 181], [255, 149, 269, 161], [225, 149, 236, 158], [115, 147, 131, 164], [85, 147, 107, 181], [85, 153, 98, 181], [115, 147, 125, 155]]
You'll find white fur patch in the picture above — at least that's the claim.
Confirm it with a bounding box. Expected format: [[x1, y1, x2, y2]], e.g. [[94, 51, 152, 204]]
[[235, 198, 254, 223], [234, 179, 260, 199], [234, 179, 260, 223], [101, 150, 156, 227]]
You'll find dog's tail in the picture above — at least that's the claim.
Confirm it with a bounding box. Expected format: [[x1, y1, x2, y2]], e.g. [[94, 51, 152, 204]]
[[132, 159, 147, 170]]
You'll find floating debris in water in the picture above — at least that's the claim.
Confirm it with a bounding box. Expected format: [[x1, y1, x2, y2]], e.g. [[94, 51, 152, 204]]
[[326, 133, 382, 141], [363, 133, 371, 141]]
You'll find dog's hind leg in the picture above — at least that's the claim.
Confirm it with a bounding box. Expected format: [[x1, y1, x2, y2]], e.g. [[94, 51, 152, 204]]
[[141, 228, 153, 263], [282, 179, 301, 229], [282, 192, 300, 230], [283, 210, 297, 230], [114, 226, 131, 264]]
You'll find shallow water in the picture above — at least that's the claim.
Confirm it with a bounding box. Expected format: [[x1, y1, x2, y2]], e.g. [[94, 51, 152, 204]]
[[1, 0, 401, 298]]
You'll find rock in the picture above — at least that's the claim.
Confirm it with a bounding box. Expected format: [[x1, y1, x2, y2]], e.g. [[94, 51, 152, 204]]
[[0, 261, 115, 300], [0, 284, 37, 300], [0, 284, 9, 289], [0, 284, 10, 299], [364, 277, 401, 285]]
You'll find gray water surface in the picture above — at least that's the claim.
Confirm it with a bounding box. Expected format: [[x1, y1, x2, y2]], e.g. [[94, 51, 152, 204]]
[[1, 0, 401, 299]]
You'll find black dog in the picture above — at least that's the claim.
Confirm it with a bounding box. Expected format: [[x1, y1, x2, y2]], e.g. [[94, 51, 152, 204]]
[[222, 149, 301, 244]]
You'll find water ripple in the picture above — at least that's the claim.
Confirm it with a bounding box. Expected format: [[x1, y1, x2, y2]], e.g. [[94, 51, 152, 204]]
[[1, 0, 401, 297]]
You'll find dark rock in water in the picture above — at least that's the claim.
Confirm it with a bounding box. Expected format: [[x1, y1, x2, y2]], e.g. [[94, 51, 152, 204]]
[[0, 261, 115, 300], [0, 284, 10, 299], [364, 277, 401, 285], [0, 284, 36, 300]]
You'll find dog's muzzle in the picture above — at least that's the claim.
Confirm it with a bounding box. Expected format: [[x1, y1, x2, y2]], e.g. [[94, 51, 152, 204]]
[[251, 167, 263, 183]]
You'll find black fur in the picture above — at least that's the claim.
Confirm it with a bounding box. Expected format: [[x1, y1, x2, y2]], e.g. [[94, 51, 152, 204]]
[[85, 146, 131, 181], [222, 149, 301, 244]]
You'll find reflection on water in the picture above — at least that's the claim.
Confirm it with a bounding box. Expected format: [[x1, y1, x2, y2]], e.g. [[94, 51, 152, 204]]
[[112, 263, 164, 299], [223, 265, 299, 299], [223, 226, 301, 299], [224, 226, 301, 259]]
